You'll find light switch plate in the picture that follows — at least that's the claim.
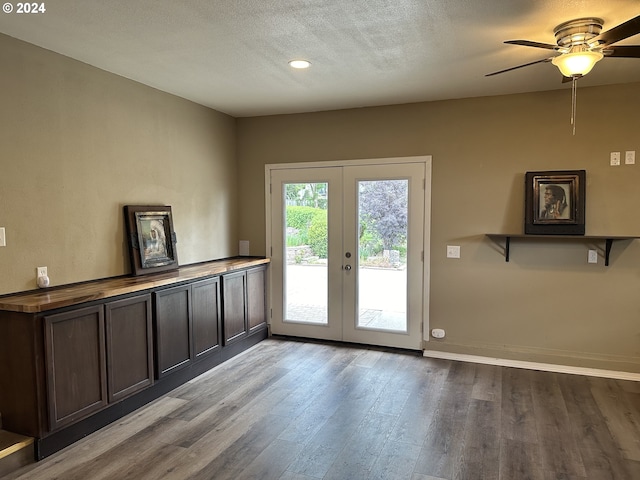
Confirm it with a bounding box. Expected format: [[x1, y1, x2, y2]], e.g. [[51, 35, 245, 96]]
[[446, 245, 460, 258], [625, 151, 635, 165], [610, 152, 621, 166], [0, 227, 5, 247]]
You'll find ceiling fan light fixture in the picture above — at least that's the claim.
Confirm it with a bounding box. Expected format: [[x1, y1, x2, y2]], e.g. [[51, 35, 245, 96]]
[[551, 50, 603, 77]]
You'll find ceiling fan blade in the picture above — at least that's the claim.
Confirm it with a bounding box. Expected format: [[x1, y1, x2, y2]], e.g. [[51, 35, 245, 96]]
[[603, 45, 640, 58], [505, 40, 559, 50], [589, 15, 640, 47], [562, 75, 573, 83], [485, 57, 553, 77]]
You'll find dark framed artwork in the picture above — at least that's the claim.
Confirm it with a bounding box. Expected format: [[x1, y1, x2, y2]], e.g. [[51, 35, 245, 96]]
[[124, 205, 179, 275], [524, 170, 586, 235]]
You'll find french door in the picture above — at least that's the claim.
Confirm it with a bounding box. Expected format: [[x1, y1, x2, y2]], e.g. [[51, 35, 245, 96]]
[[267, 158, 428, 350]]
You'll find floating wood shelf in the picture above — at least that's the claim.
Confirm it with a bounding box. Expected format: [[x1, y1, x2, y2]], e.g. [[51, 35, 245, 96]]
[[486, 234, 639, 266]]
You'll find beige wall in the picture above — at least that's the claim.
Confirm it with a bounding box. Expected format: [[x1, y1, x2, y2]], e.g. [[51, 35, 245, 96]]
[[0, 34, 238, 294], [237, 83, 640, 373], [2, 31, 639, 373]]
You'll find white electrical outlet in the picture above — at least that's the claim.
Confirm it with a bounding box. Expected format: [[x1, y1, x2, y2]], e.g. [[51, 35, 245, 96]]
[[431, 328, 446, 339], [625, 151, 635, 165], [0, 227, 5, 247], [37, 266, 48, 278], [446, 245, 460, 258], [588, 250, 598, 264], [610, 152, 621, 166]]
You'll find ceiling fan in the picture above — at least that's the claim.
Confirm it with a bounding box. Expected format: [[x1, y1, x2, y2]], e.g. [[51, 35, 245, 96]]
[[487, 15, 640, 79], [486, 14, 640, 134]]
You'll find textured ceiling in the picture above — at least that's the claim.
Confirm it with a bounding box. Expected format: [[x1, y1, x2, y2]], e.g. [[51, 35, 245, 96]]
[[1, 0, 639, 117]]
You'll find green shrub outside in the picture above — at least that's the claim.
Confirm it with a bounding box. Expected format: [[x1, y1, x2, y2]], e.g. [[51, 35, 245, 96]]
[[286, 232, 307, 247], [286, 206, 327, 257], [286, 205, 405, 262], [358, 222, 382, 260], [307, 211, 328, 258], [286, 206, 318, 230]]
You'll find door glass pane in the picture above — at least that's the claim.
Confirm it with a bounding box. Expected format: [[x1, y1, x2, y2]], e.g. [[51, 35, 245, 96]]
[[284, 182, 328, 324], [357, 180, 408, 332]]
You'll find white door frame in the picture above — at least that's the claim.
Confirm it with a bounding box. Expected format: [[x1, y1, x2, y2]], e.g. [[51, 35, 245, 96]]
[[265, 155, 432, 348]]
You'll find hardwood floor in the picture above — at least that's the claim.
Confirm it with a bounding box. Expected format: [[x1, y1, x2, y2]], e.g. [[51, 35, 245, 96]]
[[7, 338, 640, 480]]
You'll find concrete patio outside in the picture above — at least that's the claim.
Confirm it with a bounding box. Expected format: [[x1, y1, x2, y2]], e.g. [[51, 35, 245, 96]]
[[285, 264, 407, 331]]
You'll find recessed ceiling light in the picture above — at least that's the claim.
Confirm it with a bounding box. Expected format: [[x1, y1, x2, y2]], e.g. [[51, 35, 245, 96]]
[[288, 59, 311, 69]]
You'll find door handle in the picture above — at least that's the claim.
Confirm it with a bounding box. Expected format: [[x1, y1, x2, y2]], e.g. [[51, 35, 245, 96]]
[[344, 265, 352, 271]]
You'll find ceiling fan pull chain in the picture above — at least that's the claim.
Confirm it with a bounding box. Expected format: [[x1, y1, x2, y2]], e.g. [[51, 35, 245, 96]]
[[571, 76, 578, 135]]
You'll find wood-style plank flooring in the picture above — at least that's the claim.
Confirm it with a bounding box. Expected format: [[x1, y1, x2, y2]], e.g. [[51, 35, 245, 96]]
[[7, 338, 640, 480]]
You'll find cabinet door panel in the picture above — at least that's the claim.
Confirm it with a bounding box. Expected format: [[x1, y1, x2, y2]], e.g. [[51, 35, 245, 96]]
[[222, 272, 247, 345], [105, 294, 153, 402], [44, 305, 107, 431], [155, 285, 191, 377], [192, 277, 221, 358], [247, 267, 267, 334]]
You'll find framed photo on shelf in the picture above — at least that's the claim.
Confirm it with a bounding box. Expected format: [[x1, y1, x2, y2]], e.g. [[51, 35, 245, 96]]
[[124, 205, 179, 275], [524, 170, 586, 235]]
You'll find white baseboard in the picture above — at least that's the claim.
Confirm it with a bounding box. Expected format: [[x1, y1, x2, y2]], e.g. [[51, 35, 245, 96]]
[[423, 350, 640, 382]]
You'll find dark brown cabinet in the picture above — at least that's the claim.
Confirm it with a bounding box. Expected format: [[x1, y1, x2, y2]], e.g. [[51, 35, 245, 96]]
[[154, 285, 192, 378], [44, 294, 155, 431], [192, 277, 221, 359], [222, 265, 267, 345], [154, 277, 222, 376], [222, 271, 247, 345], [0, 258, 268, 459], [246, 266, 267, 334], [44, 306, 108, 431], [105, 294, 153, 403]]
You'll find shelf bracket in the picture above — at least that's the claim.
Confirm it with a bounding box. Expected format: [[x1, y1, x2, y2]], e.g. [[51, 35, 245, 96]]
[[605, 238, 613, 267], [505, 236, 510, 262]]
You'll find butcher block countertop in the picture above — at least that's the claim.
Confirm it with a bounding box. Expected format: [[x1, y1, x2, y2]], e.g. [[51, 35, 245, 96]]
[[0, 257, 269, 314]]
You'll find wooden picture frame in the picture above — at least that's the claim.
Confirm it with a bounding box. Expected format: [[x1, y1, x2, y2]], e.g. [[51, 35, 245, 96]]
[[524, 170, 586, 235], [124, 205, 179, 275]]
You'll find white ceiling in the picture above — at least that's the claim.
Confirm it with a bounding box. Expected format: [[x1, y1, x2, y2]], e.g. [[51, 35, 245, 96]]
[[1, 0, 639, 117]]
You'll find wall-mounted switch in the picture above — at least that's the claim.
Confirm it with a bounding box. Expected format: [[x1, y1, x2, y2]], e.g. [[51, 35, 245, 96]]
[[446, 245, 460, 258], [0, 227, 5, 247], [625, 151, 635, 165], [588, 250, 598, 264], [610, 152, 621, 166]]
